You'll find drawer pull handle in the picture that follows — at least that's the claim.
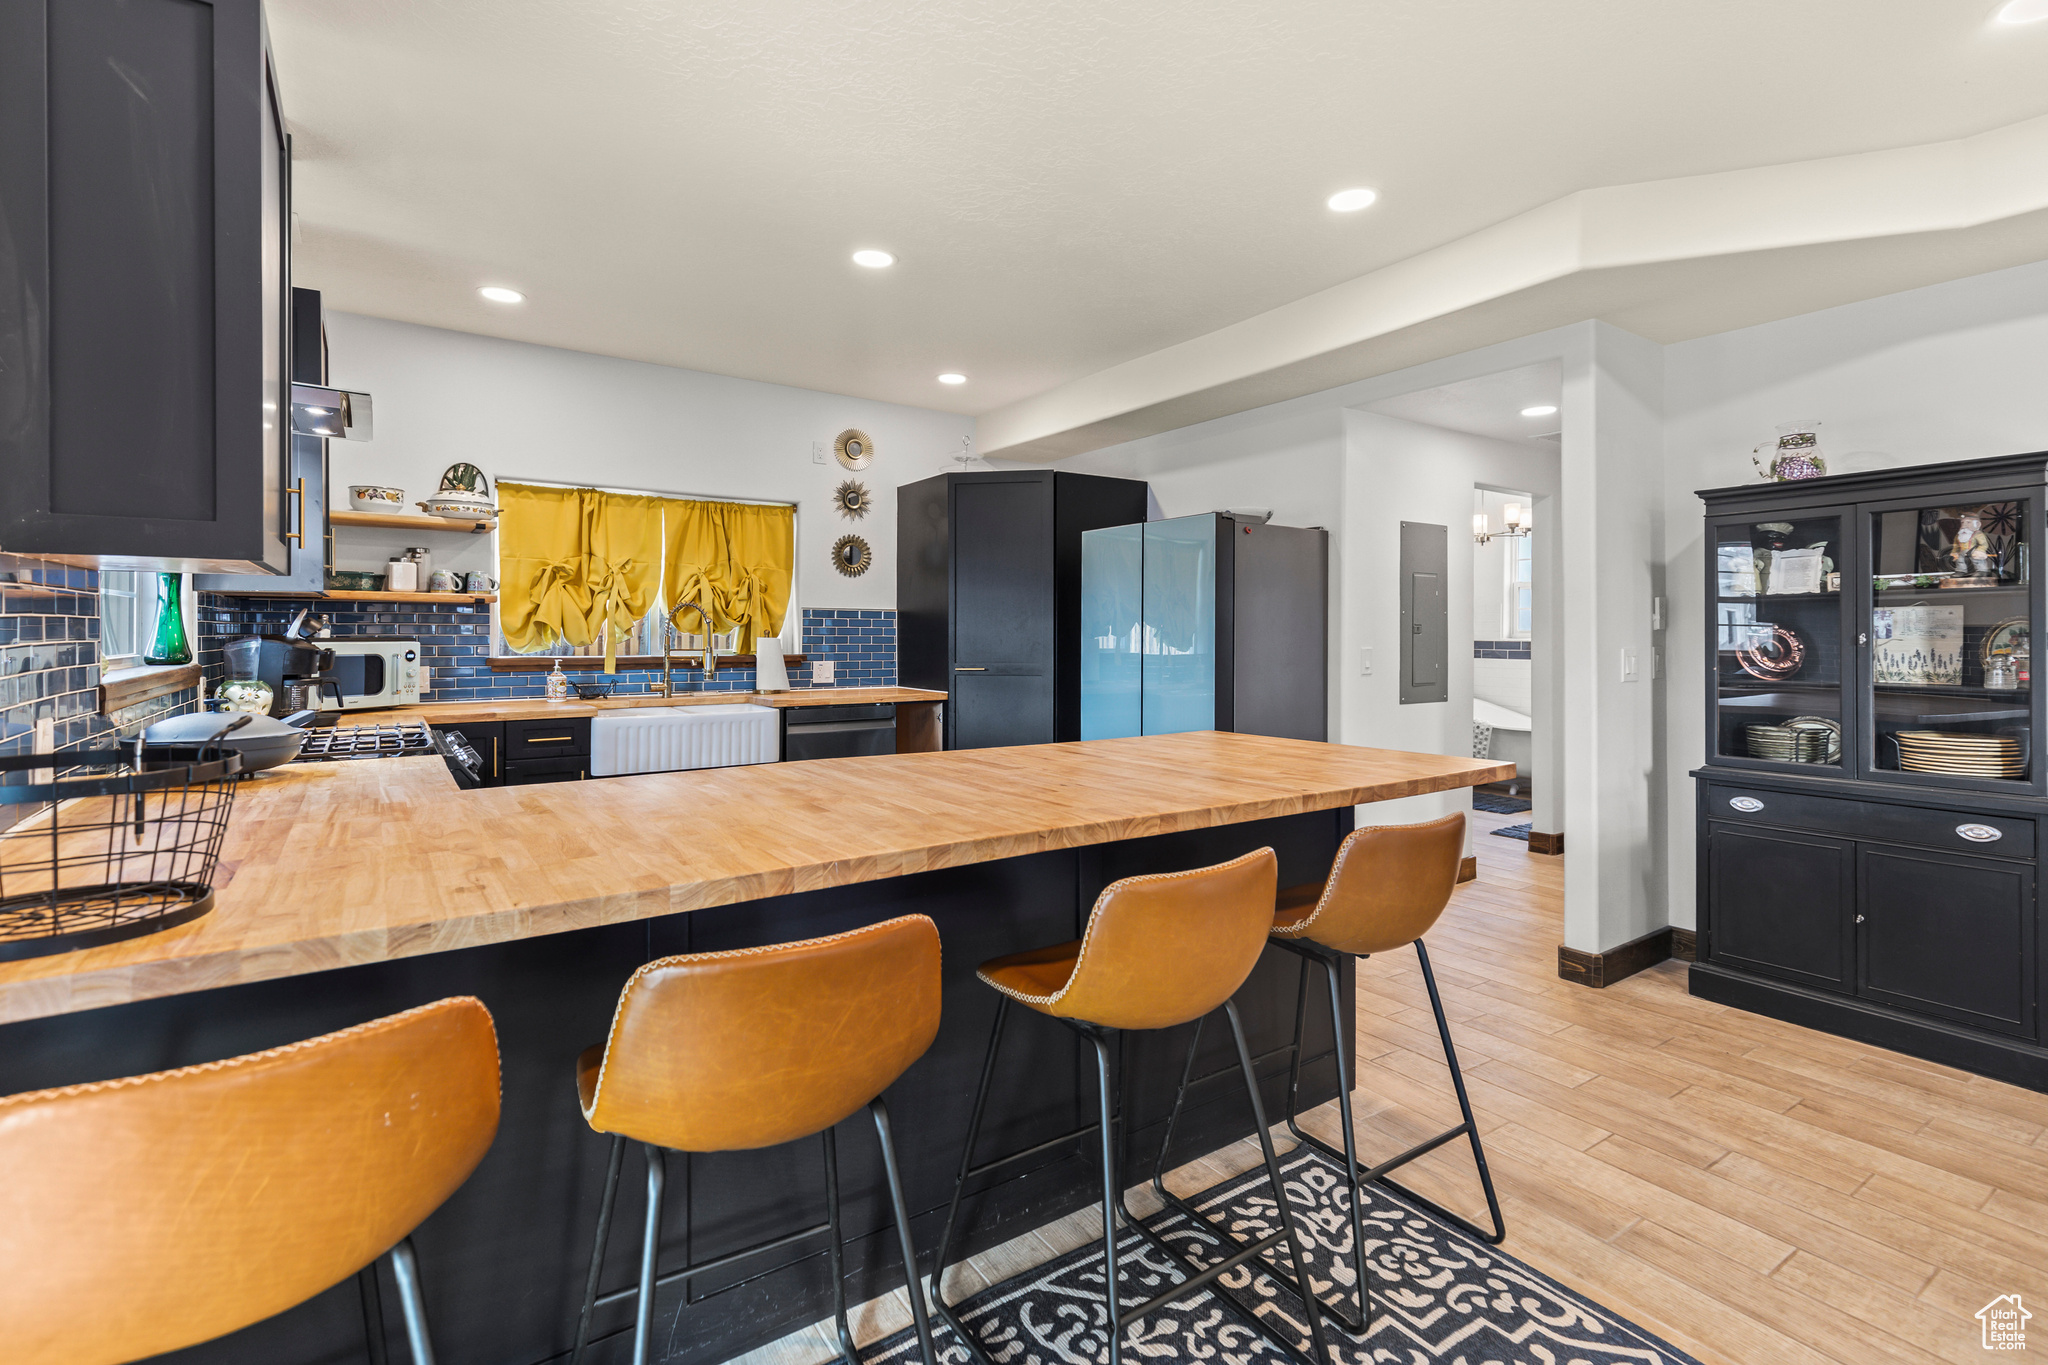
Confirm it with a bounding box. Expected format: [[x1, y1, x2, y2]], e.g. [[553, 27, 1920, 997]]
[[1956, 823, 2003, 843], [524, 735, 576, 745], [1728, 796, 1765, 813]]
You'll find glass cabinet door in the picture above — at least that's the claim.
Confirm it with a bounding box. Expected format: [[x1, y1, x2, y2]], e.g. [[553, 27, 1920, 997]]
[[1866, 496, 2031, 785], [1712, 513, 1847, 768]]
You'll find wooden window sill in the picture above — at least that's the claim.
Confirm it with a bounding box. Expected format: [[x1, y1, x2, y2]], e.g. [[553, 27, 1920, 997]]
[[99, 662, 202, 713], [487, 654, 807, 672]]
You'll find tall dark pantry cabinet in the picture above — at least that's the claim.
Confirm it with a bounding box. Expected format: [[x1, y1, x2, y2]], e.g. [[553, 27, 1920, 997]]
[[899, 471, 1149, 749], [1692, 452, 2048, 1092]]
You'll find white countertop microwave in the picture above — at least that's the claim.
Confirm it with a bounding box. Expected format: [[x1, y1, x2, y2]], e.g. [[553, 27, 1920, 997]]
[[321, 637, 423, 710]]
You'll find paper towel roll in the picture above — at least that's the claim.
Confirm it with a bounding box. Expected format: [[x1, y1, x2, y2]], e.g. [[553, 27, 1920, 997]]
[[754, 644, 791, 692]]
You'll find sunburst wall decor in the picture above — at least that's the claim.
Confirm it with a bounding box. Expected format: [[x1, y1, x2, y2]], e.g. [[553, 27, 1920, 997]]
[[833, 480, 871, 519], [830, 534, 873, 577]]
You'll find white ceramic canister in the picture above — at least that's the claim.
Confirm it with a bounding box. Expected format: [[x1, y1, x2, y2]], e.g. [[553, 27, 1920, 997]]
[[386, 558, 418, 592]]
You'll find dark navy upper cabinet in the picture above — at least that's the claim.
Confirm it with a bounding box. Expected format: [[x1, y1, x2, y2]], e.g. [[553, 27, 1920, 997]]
[[897, 471, 1149, 749], [0, 0, 295, 574]]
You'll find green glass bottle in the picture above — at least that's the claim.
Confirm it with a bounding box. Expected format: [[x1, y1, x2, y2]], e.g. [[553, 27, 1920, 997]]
[[143, 572, 193, 665]]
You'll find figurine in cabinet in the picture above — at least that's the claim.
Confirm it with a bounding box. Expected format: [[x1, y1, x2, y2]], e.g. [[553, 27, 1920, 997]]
[[1951, 514, 1996, 577]]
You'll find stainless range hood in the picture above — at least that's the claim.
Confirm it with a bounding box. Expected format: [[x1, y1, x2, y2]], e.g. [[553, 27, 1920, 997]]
[[289, 383, 373, 441]]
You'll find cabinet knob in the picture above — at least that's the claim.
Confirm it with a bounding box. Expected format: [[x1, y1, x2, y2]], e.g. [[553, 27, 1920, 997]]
[[1956, 823, 2003, 843], [1728, 796, 1765, 813], [1856, 915, 1866, 923]]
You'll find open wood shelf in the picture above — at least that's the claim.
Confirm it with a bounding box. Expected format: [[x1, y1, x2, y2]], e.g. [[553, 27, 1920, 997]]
[[330, 509, 494, 534], [202, 588, 496, 603], [322, 589, 497, 603]]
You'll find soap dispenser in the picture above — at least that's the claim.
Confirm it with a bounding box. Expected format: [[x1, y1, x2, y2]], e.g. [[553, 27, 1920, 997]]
[[546, 658, 570, 701]]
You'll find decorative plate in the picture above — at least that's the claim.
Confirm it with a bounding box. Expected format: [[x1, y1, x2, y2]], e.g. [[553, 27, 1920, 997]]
[[833, 479, 872, 519], [1735, 624, 1804, 681], [1982, 616, 2030, 668], [834, 429, 874, 471], [830, 534, 873, 577]]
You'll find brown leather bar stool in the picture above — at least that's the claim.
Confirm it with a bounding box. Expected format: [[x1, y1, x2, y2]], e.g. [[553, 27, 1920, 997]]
[[569, 915, 942, 1365], [930, 849, 1333, 1365], [1165, 811, 1504, 1335], [0, 997, 501, 1365]]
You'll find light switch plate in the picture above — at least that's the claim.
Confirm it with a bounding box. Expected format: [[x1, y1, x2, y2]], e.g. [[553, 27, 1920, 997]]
[[1620, 647, 1639, 682], [1650, 596, 1665, 631], [1359, 646, 1373, 676], [812, 442, 828, 466], [813, 659, 835, 683]]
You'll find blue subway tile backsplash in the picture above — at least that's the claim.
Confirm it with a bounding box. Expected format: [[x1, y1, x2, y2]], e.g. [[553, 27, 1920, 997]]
[[0, 557, 198, 832], [195, 599, 897, 702], [1472, 639, 1531, 660]]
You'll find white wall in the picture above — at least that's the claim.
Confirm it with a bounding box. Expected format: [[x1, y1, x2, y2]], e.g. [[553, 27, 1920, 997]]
[[1340, 413, 1559, 839], [321, 313, 975, 613], [1661, 257, 2048, 929]]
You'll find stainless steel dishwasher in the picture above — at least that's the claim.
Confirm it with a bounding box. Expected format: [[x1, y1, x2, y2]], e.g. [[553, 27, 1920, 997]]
[[782, 703, 897, 761]]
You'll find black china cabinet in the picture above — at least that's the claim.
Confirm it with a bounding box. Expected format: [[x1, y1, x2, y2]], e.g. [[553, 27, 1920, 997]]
[[1692, 452, 2047, 1091]]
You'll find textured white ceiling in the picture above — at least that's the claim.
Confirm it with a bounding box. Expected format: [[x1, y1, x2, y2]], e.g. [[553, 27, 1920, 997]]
[[274, 1, 2048, 416], [1369, 364, 1563, 446]]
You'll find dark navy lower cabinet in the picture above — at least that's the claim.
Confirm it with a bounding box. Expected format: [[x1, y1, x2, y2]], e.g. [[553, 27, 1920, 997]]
[[1856, 845, 2033, 1039], [1707, 821, 1856, 993]]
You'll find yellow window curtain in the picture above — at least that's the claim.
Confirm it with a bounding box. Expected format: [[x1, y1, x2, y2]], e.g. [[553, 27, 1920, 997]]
[[660, 500, 794, 654], [660, 498, 726, 644], [498, 483, 593, 654], [715, 501, 794, 653], [585, 492, 662, 672]]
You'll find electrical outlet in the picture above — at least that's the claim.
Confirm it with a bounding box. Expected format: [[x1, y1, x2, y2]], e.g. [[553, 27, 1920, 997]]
[[1620, 648, 1639, 682], [1359, 646, 1373, 676], [812, 441, 828, 466], [813, 659, 835, 684]]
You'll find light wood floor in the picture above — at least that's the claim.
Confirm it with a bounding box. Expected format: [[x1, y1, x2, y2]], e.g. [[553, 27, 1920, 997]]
[[739, 832, 2048, 1365]]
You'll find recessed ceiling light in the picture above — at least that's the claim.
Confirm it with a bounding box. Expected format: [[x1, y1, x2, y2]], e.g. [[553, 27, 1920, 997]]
[[852, 250, 896, 268], [937, 373, 967, 385], [1521, 404, 1558, 417], [1326, 187, 1378, 213], [478, 286, 525, 304], [1997, 0, 2048, 22]]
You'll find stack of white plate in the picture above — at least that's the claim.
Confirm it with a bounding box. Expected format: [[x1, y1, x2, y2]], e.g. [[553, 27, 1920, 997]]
[[1745, 715, 1841, 764], [1747, 724, 1830, 763], [1894, 730, 2026, 778]]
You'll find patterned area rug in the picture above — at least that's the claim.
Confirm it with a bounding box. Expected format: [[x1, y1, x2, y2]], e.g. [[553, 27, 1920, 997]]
[[1471, 792, 1532, 814], [1490, 822, 1532, 841], [873, 1147, 1700, 1365]]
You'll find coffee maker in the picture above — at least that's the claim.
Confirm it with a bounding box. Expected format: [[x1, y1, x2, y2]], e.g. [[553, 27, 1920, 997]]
[[235, 611, 339, 716]]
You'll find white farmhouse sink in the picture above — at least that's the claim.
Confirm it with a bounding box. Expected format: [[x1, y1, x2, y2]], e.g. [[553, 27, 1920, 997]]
[[589, 704, 779, 777]]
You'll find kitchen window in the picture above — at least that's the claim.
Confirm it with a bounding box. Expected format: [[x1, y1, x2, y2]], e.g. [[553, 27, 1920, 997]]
[[491, 482, 797, 670], [99, 571, 147, 663]]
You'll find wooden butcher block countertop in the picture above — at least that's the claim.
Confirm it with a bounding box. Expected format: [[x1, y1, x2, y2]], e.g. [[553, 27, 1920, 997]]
[[379, 687, 948, 725], [0, 733, 1510, 1024]]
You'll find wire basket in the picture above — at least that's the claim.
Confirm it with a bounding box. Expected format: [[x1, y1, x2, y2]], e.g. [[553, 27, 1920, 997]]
[[0, 740, 244, 962]]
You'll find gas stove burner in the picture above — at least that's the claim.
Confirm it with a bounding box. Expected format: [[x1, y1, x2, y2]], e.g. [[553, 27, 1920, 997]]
[[293, 720, 436, 762]]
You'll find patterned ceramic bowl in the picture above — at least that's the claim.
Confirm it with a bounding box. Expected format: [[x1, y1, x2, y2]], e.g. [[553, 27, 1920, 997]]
[[349, 485, 405, 512]]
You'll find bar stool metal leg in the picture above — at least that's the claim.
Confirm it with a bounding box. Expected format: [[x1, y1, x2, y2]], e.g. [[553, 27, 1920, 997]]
[[1103, 1003, 1332, 1365], [571, 1133, 629, 1365], [635, 1145, 667, 1365], [1275, 939, 1506, 1249], [1088, 1033, 1125, 1365], [822, 1127, 859, 1364], [870, 1098, 940, 1365], [930, 998, 1012, 1351], [386, 1237, 438, 1365]]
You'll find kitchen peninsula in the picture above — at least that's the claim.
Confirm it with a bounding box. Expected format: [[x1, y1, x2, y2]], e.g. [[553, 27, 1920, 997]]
[[0, 733, 1506, 1365]]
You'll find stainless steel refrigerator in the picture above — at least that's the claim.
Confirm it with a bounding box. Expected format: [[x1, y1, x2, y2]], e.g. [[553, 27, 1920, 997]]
[[1080, 513, 1328, 741]]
